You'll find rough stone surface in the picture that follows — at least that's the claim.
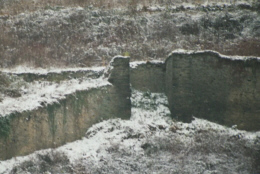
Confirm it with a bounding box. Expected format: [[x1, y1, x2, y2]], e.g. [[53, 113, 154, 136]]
[[130, 62, 166, 93], [165, 52, 260, 131], [106, 56, 131, 119]]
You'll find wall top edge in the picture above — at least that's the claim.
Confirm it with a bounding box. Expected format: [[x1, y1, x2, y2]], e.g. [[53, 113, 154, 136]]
[[168, 49, 260, 61]]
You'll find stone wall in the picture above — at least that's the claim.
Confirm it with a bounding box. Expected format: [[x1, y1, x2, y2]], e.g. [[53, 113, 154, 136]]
[[106, 56, 131, 119], [165, 51, 260, 131], [0, 56, 131, 160], [130, 61, 166, 93], [129, 51, 260, 131]]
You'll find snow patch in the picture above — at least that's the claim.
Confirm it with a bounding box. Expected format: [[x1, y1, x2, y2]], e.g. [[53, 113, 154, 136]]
[[171, 49, 260, 61], [0, 78, 110, 117], [130, 60, 164, 69], [0, 66, 105, 75]]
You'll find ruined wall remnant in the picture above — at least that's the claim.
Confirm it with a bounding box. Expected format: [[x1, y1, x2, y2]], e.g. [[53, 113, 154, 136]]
[[1, 51, 259, 160], [130, 61, 166, 93], [0, 87, 109, 160], [165, 51, 260, 131], [0, 56, 131, 160], [106, 56, 131, 119], [129, 51, 260, 131]]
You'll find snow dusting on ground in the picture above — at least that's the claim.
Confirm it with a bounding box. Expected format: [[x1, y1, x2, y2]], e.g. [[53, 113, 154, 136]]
[[0, 68, 109, 117], [0, 89, 259, 174], [0, 66, 105, 75], [130, 60, 164, 69]]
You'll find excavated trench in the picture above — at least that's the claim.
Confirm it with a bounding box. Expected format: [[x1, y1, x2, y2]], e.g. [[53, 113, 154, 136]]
[[0, 51, 260, 160]]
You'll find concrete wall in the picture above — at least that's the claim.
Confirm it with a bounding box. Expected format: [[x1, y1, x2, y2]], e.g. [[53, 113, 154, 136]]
[[0, 56, 131, 160], [165, 51, 260, 131]]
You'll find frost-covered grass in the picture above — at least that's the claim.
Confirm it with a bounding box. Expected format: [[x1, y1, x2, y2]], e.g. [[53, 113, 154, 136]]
[[0, 89, 259, 174], [0, 66, 105, 75], [0, 2, 259, 68], [0, 0, 257, 16]]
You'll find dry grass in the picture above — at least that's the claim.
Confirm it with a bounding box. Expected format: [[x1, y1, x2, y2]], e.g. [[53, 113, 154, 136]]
[[0, 0, 138, 15], [0, 0, 256, 15], [0, 0, 259, 68], [225, 38, 260, 56]]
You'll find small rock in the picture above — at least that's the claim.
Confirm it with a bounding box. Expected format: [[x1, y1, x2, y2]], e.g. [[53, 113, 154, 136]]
[[169, 125, 179, 133], [148, 124, 156, 131], [158, 125, 166, 130]]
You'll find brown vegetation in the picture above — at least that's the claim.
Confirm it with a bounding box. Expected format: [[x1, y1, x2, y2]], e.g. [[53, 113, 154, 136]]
[[0, 0, 259, 68], [0, 0, 256, 16]]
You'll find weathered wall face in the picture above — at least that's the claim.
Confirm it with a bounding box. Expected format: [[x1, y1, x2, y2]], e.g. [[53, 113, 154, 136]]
[[166, 52, 260, 131], [130, 62, 166, 93], [0, 87, 108, 159], [107, 56, 131, 119], [0, 57, 131, 160]]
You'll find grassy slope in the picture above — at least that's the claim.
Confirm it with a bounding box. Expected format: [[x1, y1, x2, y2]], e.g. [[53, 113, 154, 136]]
[[0, 0, 259, 68]]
